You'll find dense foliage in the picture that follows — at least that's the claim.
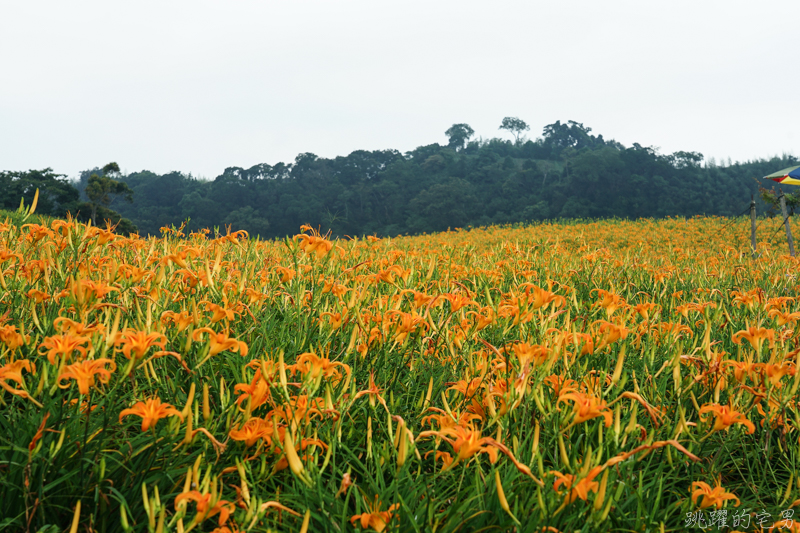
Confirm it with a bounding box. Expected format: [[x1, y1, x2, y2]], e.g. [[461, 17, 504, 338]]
[[3, 214, 800, 532], [0, 167, 137, 234], [86, 121, 796, 238], [0, 168, 79, 217], [4, 121, 798, 237]]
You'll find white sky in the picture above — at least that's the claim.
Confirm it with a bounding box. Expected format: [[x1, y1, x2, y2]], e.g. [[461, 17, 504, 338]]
[[1, 1, 798, 180]]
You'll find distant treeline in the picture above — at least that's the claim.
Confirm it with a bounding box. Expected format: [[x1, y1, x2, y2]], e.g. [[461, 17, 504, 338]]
[[4, 120, 798, 237]]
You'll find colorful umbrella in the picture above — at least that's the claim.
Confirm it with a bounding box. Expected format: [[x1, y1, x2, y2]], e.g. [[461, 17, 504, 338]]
[[764, 165, 800, 186]]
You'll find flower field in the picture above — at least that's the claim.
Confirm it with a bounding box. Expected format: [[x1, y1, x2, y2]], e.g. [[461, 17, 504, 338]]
[[3, 210, 800, 532]]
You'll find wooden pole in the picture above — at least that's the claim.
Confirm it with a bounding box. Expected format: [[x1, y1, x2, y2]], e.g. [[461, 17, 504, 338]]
[[750, 196, 757, 258], [779, 192, 796, 257]]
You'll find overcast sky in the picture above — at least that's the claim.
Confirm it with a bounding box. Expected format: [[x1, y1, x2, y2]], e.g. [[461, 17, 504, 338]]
[[1, 1, 798, 180]]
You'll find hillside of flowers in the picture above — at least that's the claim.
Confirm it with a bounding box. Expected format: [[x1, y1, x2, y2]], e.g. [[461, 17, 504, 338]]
[[3, 207, 800, 532]]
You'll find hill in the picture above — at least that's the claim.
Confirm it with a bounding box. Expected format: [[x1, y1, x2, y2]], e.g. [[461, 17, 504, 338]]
[[7, 120, 800, 237]]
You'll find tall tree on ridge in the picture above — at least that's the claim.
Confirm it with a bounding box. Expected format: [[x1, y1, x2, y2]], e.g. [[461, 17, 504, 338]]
[[445, 124, 475, 151], [85, 162, 134, 226], [499, 117, 530, 144]]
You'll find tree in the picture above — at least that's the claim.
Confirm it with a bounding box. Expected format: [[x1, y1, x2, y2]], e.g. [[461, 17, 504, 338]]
[[85, 162, 134, 226], [0, 168, 79, 216], [669, 151, 704, 169], [499, 117, 530, 144], [445, 124, 474, 151], [541, 120, 601, 157], [406, 177, 481, 233]]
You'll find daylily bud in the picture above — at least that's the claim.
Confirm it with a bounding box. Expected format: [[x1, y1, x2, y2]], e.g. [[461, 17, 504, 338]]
[[496, 470, 510, 512], [279, 350, 289, 397], [237, 458, 251, 507], [69, 501, 81, 533], [610, 344, 626, 387], [558, 434, 570, 468], [181, 382, 196, 418], [202, 383, 210, 422], [183, 411, 193, 445], [495, 470, 520, 525], [155, 507, 165, 533], [300, 509, 311, 533], [594, 470, 609, 511], [367, 417, 373, 459], [284, 430, 311, 487], [120, 503, 131, 532]]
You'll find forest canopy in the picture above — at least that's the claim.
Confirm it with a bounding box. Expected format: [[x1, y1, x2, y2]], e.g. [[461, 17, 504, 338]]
[[4, 120, 797, 237]]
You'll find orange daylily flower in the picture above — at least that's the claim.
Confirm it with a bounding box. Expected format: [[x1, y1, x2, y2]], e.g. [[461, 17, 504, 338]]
[[651, 321, 693, 342], [269, 395, 328, 428], [0, 324, 28, 351], [690, 480, 740, 509], [385, 310, 426, 344], [0, 359, 36, 400], [39, 333, 91, 365], [498, 294, 534, 325], [699, 403, 755, 434], [354, 372, 388, 410], [295, 352, 351, 383], [765, 296, 795, 312], [73, 278, 119, 301], [510, 341, 551, 373], [757, 360, 796, 388], [202, 301, 237, 323], [631, 302, 658, 321], [558, 391, 612, 427], [119, 396, 184, 431], [275, 266, 296, 283], [295, 232, 333, 258], [53, 317, 104, 336], [592, 320, 629, 351], [723, 357, 759, 383], [543, 374, 579, 397], [22, 223, 54, 242], [592, 288, 626, 317], [732, 326, 775, 353], [424, 450, 454, 469], [28, 413, 50, 453], [350, 497, 399, 532], [447, 377, 484, 399], [467, 306, 495, 330], [731, 289, 763, 310], [213, 228, 248, 245], [114, 329, 167, 360], [26, 288, 51, 303], [192, 328, 248, 357], [320, 311, 345, 329], [768, 309, 800, 327], [161, 310, 196, 332], [550, 466, 604, 503], [418, 423, 540, 482], [321, 278, 349, 298], [525, 284, 566, 311], [58, 358, 116, 395], [234, 367, 273, 411], [406, 290, 438, 309], [442, 292, 476, 313], [755, 396, 791, 430], [228, 416, 284, 447], [174, 490, 235, 527], [85, 225, 118, 245]]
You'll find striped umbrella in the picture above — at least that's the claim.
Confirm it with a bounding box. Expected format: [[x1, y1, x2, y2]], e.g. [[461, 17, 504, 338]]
[[764, 165, 800, 186]]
